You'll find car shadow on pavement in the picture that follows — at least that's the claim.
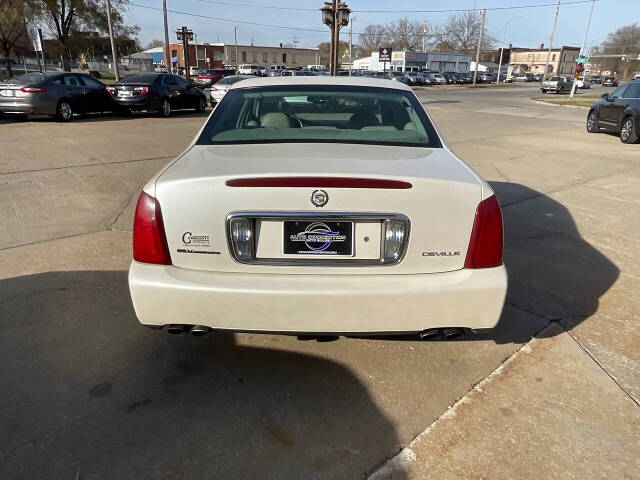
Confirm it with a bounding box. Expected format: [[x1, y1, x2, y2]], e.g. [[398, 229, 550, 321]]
[[477, 181, 620, 344], [357, 181, 619, 345], [0, 270, 406, 480]]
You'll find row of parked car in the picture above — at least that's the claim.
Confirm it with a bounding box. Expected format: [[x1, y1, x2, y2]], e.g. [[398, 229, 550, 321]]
[[0, 72, 208, 121]]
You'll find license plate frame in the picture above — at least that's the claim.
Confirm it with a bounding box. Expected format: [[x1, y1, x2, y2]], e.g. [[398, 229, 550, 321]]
[[283, 220, 353, 256], [119, 90, 133, 97], [0, 89, 16, 97]]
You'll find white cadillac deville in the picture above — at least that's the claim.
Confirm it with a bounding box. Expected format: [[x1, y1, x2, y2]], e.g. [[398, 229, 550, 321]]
[[129, 76, 507, 338]]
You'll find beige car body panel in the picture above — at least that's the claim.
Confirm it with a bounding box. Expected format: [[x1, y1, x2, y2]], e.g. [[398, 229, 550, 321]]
[[130, 77, 507, 333]]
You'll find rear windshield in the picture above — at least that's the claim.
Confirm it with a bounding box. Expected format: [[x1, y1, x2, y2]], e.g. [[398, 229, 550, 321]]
[[197, 85, 441, 148], [120, 73, 159, 83], [550, 76, 561, 81], [6, 73, 54, 84], [217, 75, 251, 85]]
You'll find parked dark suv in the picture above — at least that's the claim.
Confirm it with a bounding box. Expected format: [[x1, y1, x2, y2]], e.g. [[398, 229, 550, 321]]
[[587, 80, 640, 143]]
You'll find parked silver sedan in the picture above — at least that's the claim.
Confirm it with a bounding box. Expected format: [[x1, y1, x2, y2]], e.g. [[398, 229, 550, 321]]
[[0, 72, 114, 121]]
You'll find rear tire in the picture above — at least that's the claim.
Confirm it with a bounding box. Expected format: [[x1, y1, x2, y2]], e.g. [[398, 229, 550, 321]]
[[195, 96, 206, 113], [586, 110, 600, 133], [620, 116, 639, 144], [56, 100, 73, 122], [158, 98, 171, 117], [541, 89, 546, 93]]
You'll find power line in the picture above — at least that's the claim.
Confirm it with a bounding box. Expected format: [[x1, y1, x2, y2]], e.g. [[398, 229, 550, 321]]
[[182, 0, 316, 11], [128, 2, 327, 33], [353, 0, 600, 13], [128, 0, 609, 38]]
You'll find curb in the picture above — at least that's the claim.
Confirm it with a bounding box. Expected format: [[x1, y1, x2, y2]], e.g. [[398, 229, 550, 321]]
[[531, 98, 590, 109], [367, 323, 560, 479]]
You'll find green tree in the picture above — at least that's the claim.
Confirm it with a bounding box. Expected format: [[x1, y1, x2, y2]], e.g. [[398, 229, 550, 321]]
[[317, 40, 348, 67]]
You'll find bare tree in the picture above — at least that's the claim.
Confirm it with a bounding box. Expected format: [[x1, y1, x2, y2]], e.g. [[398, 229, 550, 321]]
[[594, 22, 640, 79], [433, 11, 494, 53], [387, 18, 424, 52], [0, 0, 39, 75], [357, 24, 388, 56], [35, 0, 138, 70], [145, 38, 164, 50]]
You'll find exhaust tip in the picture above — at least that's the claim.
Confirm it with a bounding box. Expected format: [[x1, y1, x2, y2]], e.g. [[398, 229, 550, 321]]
[[167, 324, 189, 334], [442, 327, 465, 340], [191, 325, 213, 336], [419, 328, 441, 340]]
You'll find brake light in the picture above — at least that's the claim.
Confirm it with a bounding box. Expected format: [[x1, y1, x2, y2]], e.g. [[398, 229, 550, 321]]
[[464, 194, 503, 269], [21, 85, 46, 93], [106, 86, 116, 95], [134, 86, 149, 95], [133, 192, 172, 265]]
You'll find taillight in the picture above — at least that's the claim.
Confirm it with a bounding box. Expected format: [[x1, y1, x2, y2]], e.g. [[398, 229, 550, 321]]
[[106, 86, 116, 95], [382, 220, 407, 262], [21, 85, 46, 93], [464, 194, 503, 269], [229, 217, 253, 261], [133, 192, 172, 265], [134, 86, 149, 95]]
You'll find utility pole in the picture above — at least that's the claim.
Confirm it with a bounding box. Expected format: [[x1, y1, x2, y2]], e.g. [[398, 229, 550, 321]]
[[569, 0, 595, 99], [234, 26, 238, 70], [163, 0, 170, 71], [332, 0, 339, 75], [422, 19, 427, 52], [473, 9, 486, 86], [349, 16, 354, 76], [543, 0, 561, 81], [38, 28, 46, 72], [104, 0, 120, 81]]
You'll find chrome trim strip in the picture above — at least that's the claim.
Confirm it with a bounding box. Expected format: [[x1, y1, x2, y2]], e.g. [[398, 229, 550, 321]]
[[226, 211, 411, 266]]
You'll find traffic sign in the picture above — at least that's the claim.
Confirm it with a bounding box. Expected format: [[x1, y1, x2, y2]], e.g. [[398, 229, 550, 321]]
[[379, 47, 392, 62], [575, 56, 588, 63]]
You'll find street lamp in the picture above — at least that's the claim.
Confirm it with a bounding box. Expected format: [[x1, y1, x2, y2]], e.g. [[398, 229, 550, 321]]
[[321, 2, 333, 26], [176, 26, 194, 80], [320, 0, 350, 75], [496, 15, 524, 84]]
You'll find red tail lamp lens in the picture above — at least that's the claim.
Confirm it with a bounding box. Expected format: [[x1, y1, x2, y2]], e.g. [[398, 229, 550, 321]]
[[464, 194, 503, 269], [133, 192, 172, 265]]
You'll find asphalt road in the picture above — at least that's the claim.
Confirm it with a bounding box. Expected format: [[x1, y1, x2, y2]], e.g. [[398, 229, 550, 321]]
[[0, 83, 637, 479]]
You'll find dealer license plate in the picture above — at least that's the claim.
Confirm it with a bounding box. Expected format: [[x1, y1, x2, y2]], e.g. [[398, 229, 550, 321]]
[[283, 221, 353, 255]]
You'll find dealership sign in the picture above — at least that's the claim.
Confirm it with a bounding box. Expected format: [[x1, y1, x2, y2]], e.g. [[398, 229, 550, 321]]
[[379, 47, 392, 62]]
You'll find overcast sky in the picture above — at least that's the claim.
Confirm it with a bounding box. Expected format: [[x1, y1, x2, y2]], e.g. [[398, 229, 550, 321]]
[[126, 0, 639, 53]]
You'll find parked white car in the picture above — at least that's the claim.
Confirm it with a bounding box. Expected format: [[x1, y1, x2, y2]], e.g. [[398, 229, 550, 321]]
[[129, 77, 507, 337], [189, 66, 201, 77], [575, 77, 591, 89], [209, 74, 253, 105], [238, 64, 266, 76]]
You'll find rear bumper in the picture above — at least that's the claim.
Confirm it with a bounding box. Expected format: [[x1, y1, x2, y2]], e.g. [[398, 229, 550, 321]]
[[0, 101, 38, 114], [128, 262, 508, 333], [112, 96, 157, 111]]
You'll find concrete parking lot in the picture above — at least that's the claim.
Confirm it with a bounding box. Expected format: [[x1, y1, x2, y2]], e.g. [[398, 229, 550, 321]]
[[1, 84, 638, 479]]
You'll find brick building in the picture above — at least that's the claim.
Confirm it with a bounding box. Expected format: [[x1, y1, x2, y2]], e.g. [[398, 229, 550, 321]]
[[164, 43, 225, 70], [510, 45, 580, 75]]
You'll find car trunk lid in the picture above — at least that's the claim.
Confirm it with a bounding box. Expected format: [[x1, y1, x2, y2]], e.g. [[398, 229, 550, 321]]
[[154, 143, 483, 275]]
